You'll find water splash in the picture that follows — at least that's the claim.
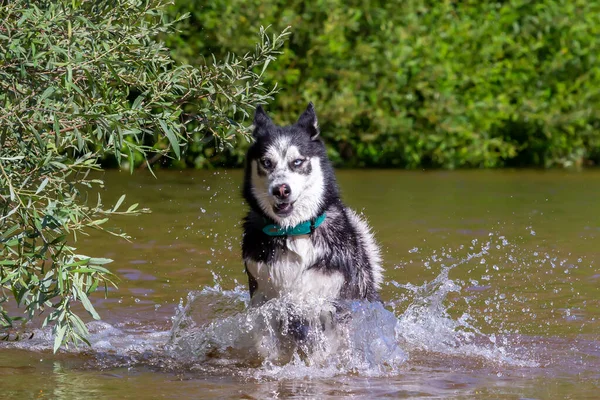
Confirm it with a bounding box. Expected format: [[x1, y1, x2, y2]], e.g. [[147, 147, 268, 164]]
[[168, 291, 408, 376], [3, 231, 597, 378], [165, 235, 539, 378]]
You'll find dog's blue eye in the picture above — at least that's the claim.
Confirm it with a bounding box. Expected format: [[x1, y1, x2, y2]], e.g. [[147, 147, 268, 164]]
[[293, 159, 304, 167], [261, 158, 272, 168]]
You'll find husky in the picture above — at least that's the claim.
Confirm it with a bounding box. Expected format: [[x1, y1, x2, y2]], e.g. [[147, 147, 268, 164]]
[[241, 103, 383, 341]]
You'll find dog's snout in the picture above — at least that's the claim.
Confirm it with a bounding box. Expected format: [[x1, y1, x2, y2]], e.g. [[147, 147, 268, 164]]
[[272, 183, 291, 200]]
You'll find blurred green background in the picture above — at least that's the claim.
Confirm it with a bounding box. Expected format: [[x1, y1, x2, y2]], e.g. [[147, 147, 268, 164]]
[[164, 0, 600, 169]]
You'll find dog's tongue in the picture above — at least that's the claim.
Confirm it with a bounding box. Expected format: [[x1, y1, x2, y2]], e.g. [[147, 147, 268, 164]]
[[275, 203, 291, 212]]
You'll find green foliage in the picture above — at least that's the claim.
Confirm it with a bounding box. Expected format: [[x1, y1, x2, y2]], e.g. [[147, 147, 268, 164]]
[[0, 0, 287, 350], [166, 0, 600, 168]]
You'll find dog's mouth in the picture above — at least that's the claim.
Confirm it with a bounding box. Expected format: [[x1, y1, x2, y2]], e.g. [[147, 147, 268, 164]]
[[273, 202, 294, 217]]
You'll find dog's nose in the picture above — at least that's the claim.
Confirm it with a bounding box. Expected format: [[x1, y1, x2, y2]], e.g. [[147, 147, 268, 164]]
[[272, 183, 291, 200]]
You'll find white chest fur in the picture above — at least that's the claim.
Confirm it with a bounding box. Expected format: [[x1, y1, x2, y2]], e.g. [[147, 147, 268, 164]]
[[245, 235, 344, 305]]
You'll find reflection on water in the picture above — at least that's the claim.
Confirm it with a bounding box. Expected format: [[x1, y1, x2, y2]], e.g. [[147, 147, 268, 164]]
[[1, 170, 600, 398]]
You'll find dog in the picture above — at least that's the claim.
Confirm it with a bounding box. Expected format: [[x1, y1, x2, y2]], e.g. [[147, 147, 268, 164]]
[[241, 103, 383, 341]]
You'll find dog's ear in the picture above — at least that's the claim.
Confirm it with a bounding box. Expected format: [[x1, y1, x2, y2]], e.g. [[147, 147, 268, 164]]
[[253, 105, 273, 138], [296, 102, 320, 140]]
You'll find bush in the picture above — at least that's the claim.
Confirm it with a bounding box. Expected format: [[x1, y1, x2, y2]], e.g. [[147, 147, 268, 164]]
[[166, 0, 600, 168], [0, 0, 287, 350]]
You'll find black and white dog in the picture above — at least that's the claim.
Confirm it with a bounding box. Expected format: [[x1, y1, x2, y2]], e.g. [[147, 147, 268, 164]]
[[241, 103, 383, 322]]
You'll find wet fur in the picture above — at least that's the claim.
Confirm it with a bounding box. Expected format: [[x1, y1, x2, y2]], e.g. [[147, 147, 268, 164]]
[[242, 103, 383, 312]]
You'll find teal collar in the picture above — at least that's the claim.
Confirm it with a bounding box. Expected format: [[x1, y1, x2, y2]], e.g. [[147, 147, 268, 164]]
[[262, 213, 327, 237]]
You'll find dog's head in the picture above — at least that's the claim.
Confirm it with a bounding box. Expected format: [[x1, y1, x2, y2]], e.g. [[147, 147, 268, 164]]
[[243, 103, 338, 228]]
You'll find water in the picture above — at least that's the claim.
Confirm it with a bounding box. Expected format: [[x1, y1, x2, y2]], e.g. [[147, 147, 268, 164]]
[[1, 170, 599, 398]]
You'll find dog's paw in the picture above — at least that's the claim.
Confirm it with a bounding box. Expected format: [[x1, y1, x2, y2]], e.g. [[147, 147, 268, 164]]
[[287, 317, 310, 342]]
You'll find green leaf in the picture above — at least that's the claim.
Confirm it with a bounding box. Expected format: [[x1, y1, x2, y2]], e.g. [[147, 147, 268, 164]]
[[260, 58, 271, 77], [87, 258, 113, 266], [77, 290, 100, 320], [132, 95, 144, 109], [159, 119, 180, 158], [113, 194, 126, 212], [53, 323, 67, 353], [68, 313, 89, 337], [39, 86, 55, 102], [89, 218, 108, 226], [35, 178, 49, 195]]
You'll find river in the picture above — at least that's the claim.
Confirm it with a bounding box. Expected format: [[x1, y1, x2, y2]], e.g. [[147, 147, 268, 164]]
[[1, 169, 599, 399]]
